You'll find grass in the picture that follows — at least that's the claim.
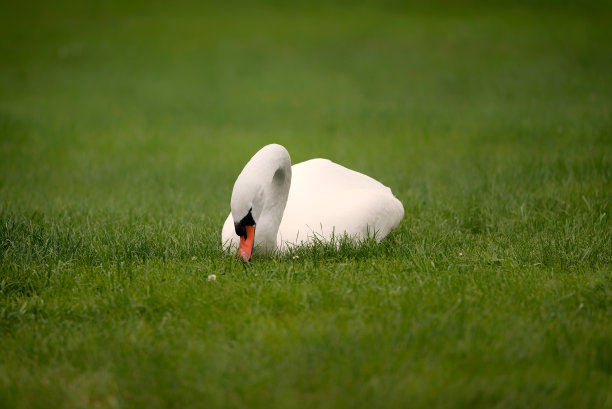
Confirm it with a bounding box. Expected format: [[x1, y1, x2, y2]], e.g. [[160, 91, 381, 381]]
[[1, 1, 611, 408]]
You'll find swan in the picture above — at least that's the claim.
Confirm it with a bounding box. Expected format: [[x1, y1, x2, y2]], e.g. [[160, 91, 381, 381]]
[[221, 144, 404, 261]]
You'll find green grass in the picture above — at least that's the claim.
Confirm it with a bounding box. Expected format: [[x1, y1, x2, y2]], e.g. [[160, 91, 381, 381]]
[[1, 1, 611, 408]]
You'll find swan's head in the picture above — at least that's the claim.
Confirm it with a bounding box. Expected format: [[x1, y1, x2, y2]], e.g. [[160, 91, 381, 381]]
[[229, 144, 291, 262], [230, 180, 264, 262]]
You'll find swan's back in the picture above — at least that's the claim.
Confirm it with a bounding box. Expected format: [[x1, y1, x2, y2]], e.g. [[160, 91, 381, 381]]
[[290, 159, 391, 197], [278, 159, 403, 247]]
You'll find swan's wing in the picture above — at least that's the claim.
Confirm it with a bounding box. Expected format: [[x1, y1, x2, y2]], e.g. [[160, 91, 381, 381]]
[[279, 159, 404, 247]]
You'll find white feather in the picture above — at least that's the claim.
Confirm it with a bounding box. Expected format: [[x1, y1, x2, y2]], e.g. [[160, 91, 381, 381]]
[[221, 144, 404, 254]]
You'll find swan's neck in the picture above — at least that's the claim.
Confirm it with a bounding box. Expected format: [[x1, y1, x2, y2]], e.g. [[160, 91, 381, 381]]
[[231, 144, 292, 253], [256, 164, 291, 252]]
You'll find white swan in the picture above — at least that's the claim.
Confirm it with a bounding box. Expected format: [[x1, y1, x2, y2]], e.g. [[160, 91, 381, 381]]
[[221, 144, 404, 261]]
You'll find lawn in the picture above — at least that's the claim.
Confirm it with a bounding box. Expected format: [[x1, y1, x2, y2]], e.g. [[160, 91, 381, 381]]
[[1, 1, 611, 408]]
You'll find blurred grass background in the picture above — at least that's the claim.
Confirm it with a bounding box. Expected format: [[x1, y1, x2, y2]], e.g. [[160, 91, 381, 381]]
[[2, 0, 609, 216], [1, 1, 611, 408]]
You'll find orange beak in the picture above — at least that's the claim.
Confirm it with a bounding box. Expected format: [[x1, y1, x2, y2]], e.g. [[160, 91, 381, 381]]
[[237, 225, 255, 262]]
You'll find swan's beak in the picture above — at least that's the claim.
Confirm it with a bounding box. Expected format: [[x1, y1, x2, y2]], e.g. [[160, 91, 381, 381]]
[[238, 225, 255, 262]]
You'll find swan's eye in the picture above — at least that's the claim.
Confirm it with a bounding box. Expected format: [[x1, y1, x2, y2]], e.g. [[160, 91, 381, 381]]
[[234, 208, 255, 238], [244, 208, 255, 224]]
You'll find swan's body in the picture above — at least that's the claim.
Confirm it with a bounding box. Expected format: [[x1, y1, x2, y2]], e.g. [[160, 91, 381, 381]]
[[221, 144, 404, 259]]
